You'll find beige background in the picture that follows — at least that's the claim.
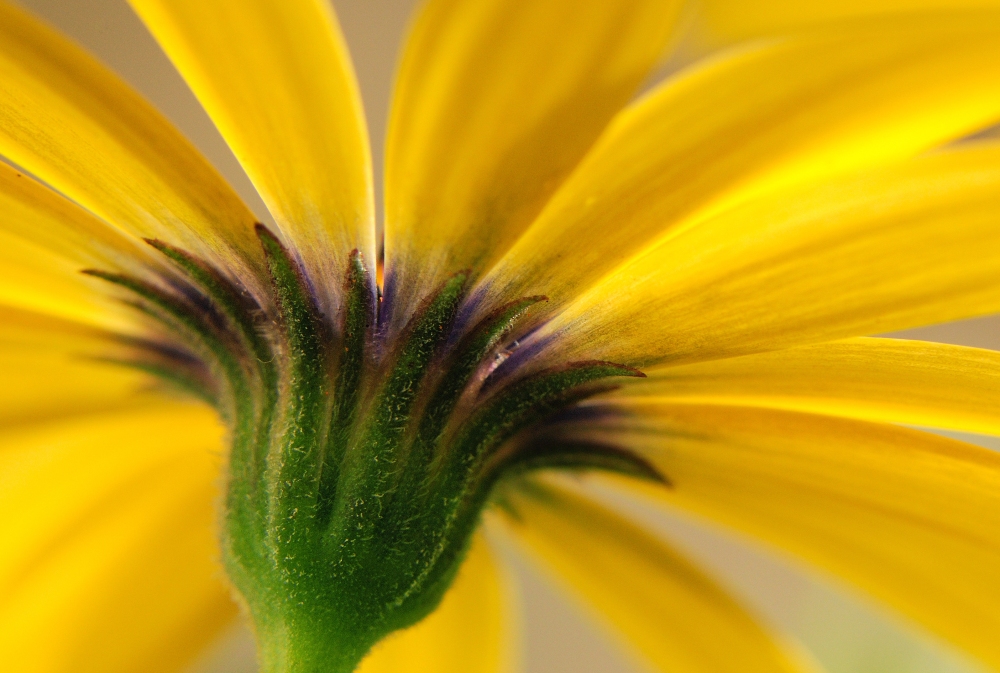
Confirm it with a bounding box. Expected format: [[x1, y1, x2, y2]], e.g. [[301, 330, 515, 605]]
[[12, 1, 1000, 672]]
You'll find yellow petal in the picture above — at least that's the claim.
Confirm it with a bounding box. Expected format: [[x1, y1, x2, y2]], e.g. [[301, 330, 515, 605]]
[[0, 341, 155, 428], [588, 403, 1000, 670], [0, 161, 165, 330], [496, 480, 809, 673], [692, 1, 1000, 49], [382, 0, 682, 332], [538, 142, 1000, 367], [0, 403, 236, 673], [0, 1, 260, 284], [616, 337, 1000, 437], [0, 161, 154, 270], [0, 231, 133, 330], [0, 306, 162, 428], [0, 305, 113, 348], [129, 0, 374, 312], [357, 533, 515, 673], [479, 15, 1000, 321]]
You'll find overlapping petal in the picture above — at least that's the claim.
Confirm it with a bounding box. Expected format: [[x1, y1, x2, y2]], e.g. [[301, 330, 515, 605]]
[[477, 15, 1000, 318], [0, 308, 157, 428], [383, 0, 682, 332], [692, 1, 1000, 48], [583, 404, 1000, 670], [0, 161, 155, 272], [534, 143, 1000, 367], [0, 404, 235, 673], [497, 481, 810, 673], [0, 160, 168, 329], [357, 533, 515, 673], [0, 1, 260, 284], [0, 233, 123, 329], [129, 0, 375, 313], [614, 337, 1000, 436]]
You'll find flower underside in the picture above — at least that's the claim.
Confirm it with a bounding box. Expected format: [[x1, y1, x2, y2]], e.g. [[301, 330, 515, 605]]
[[84, 225, 661, 672]]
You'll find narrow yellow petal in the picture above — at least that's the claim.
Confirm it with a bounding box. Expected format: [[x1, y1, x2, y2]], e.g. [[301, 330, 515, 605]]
[[0, 307, 171, 427], [588, 404, 1000, 670], [692, 1, 1000, 48], [0, 305, 113, 348], [0, 404, 236, 673], [0, 161, 155, 270], [383, 0, 682, 332], [614, 337, 1000, 436], [479, 15, 1000, 320], [0, 161, 165, 330], [0, 232, 127, 329], [0, 344, 154, 428], [0, 1, 260, 283], [497, 481, 809, 673], [129, 0, 374, 311], [538, 142, 1000, 367], [357, 533, 515, 673]]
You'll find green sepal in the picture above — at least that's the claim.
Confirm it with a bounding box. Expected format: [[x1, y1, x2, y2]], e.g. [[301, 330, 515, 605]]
[[444, 361, 645, 476], [318, 249, 374, 526], [144, 237, 275, 384], [385, 361, 646, 621], [492, 438, 668, 485], [254, 224, 332, 547], [413, 295, 547, 459], [327, 270, 468, 539], [80, 268, 252, 415]]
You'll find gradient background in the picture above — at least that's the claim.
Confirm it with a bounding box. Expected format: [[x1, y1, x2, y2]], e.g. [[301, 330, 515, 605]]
[[12, 1, 1000, 672]]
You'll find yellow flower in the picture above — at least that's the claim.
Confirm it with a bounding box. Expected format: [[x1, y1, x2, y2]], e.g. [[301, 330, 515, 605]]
[[3, 0, 1000, 671]]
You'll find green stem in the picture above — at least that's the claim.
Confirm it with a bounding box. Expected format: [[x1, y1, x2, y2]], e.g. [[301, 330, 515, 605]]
[[254, 612, 370, 673]]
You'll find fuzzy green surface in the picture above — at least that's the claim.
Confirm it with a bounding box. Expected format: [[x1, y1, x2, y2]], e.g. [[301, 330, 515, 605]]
[[92, 227, 658, 672]]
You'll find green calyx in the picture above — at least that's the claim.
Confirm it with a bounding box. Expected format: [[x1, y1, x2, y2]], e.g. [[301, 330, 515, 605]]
[[85, 226, 660, 673]]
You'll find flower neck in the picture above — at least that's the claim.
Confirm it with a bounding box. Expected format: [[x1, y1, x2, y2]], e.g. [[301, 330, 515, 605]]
[[86, 225, 659, 672]]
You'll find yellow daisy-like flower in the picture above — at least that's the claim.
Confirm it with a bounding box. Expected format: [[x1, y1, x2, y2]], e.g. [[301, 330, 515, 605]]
[[4, 0, 1000, 671]]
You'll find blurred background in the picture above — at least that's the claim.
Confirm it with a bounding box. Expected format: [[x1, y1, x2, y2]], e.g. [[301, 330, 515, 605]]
[[12, 1, 1000, 672]]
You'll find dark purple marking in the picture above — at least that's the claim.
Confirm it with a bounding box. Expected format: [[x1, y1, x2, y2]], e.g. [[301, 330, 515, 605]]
[[448, 282, 491, 348], [481, 325, 556, 393], [543, 401, 631, 426]]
